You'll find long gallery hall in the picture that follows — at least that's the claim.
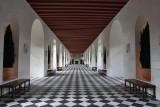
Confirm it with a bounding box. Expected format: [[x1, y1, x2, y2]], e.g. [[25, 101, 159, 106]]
[[1, 0, 160, 107]]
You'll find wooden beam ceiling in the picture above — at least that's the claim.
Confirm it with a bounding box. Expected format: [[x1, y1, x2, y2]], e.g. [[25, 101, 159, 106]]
[[27, 0, 129, 53]]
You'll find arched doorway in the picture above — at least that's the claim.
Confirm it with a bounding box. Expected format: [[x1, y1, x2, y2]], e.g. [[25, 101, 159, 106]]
[[91, 44, 96, 67], [48, 41, 51, 69], [89, 48, 91, 67], [59, 44, 62, 67], [95, 47, 98, 67], [109, 20, 124, 77], [30, 19, 44, 77], [53, 39, 57, 69], [63, 49, 65, 67], [103, 42, 107, 69], [135, 16, 151, 81], [3, 16, 19, 81]]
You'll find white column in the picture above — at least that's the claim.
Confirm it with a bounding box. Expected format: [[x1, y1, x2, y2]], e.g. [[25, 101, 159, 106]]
[[91, 45, 96, 67], [53, 41, 57, 69], [59, 45, 62, 67], [68, 53, 70, 64], [97, 41, 103, 71]]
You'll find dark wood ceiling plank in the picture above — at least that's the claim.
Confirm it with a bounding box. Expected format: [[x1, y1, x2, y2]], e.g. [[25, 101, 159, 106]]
[[27, 0, 128, 53]]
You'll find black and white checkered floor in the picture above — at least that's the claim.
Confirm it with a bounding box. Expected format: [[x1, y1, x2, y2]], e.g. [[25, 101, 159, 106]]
[[0, 65, 160, 107]]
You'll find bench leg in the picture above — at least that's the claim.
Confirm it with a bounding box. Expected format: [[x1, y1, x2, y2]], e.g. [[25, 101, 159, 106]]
[[24, 82, 26, 91], [142, 88, 145, 99], [1, 87, 2, 97], [125, 81, 126, 90], [12, 87, 14, 98], [19, 85, 21, 93], [29, 80, 30, 90], [134, 85, 137, 94], [153, 87, 156, 98], [129, 83, 131, 90]]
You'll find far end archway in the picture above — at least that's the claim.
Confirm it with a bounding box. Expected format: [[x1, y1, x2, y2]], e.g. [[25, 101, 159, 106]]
[[109, 20, 124, 77], [30, 19, 44, 77], [135, 16, 151, 81]]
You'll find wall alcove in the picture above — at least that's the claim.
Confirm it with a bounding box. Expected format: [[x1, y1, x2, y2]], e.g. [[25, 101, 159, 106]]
[[3, 25, 18, 81], [3, 15, 19, 82], [48, 41, 51, 69], [57, 54, 59, 66], [103, 42, 106, 69], [135, 16, 151, 81], [95, 48, 97, 67]]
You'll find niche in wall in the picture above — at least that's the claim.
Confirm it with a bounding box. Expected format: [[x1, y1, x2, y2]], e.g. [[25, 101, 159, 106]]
[[3, 24, 18, 81], [90, 52, 92, 64], [48, 42, 51, 69], [57, 54, 59, 66], [135, 16, 151, 81], [72, 59, 74, 64], [62, 56, 64, 66], [140, 23, 150, 68], [103, 42, 106, 69], [95, 48, 97, 67]]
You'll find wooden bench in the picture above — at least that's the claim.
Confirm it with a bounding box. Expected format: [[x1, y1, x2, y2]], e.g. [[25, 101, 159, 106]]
[[0, 79, 30, 98], [125, 79, 156, 99], [57, 67, 62, 71], [98, 69, 107, 75], [47, 69, 56, 76], [92, 67, 97, 71]]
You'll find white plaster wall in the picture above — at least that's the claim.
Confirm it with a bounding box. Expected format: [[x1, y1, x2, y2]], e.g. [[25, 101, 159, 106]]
[[91, 44, 96, 67], [0, 0, 70, 87], [97, 39, 103, 70], [85, 0, 160, 100], [53, 40, 57, 70], [59, 44, 63, 67]]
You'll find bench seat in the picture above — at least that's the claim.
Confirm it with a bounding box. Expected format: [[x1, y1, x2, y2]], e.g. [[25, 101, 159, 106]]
[[92, 67, 97, 71], [125, 79, 156, 99], [0, 79, 30, 98], [47, 69, 56, 75], [98, 69, 107, 75], [57, 67, 62, 71]]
